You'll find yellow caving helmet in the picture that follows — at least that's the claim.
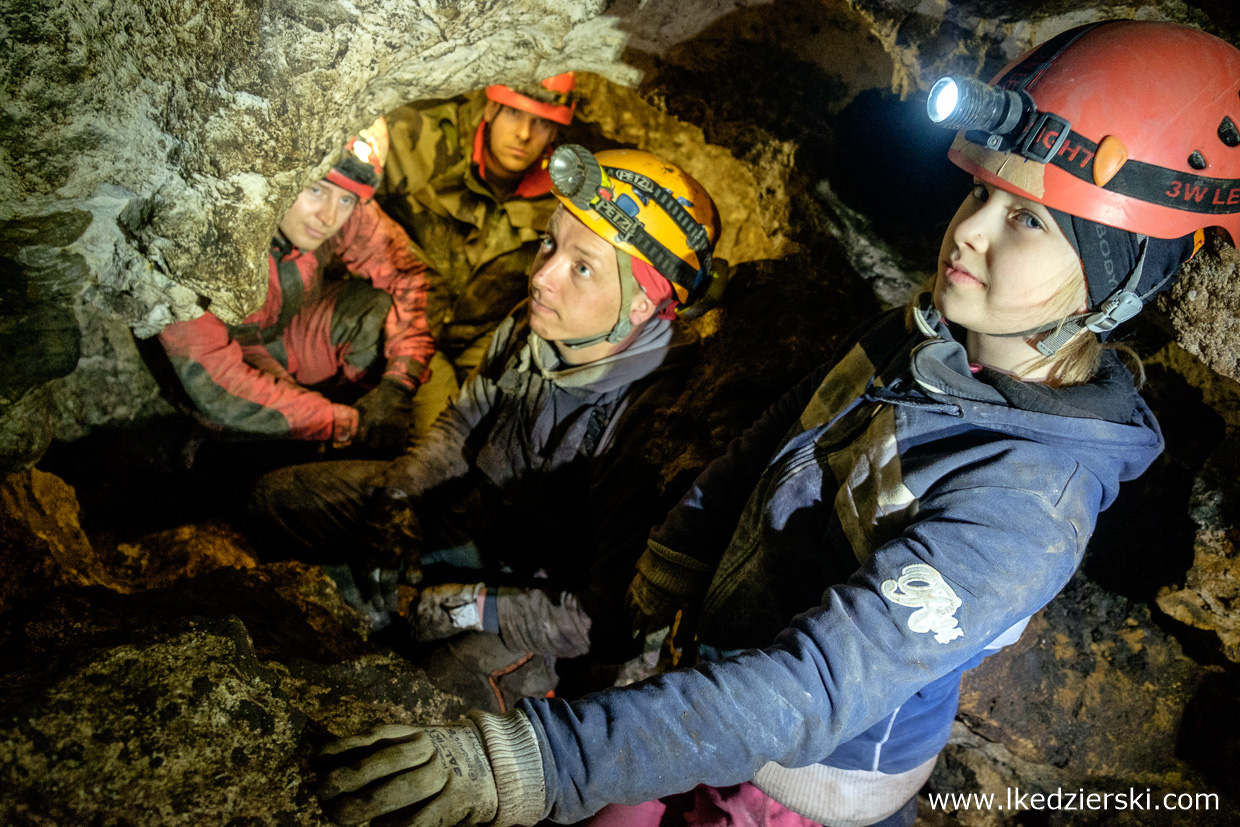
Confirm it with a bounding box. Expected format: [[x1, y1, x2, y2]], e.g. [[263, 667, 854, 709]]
[[547, 145, 720, 306]]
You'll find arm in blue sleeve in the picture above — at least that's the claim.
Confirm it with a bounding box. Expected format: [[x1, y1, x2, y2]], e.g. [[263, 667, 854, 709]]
[[522, 453, 1101, 822]]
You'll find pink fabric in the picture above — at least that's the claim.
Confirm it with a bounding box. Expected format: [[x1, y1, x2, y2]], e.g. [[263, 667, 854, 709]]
[[631, 257, 678, 319], [584, 783, 821, 827]]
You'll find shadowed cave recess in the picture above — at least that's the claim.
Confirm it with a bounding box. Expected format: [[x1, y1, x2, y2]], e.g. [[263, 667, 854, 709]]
[[3, 0, 1240, 823]]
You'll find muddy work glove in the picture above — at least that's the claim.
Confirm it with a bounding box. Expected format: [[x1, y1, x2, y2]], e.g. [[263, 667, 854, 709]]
[[415, 583, 486, 642], [625, 539, 716, 641], [354, 378, 416, 452], [318, 710, 546, 827]]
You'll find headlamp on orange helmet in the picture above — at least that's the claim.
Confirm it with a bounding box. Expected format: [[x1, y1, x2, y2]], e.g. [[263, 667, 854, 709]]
[[926, 20, 1240, 352], [326, 116, 389, 201]]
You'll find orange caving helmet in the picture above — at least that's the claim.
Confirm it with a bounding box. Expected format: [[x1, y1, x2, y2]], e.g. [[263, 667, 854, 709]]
[[486, 72, 577, 126], [941, 20, 1240, 244], [547, 145, 720, 306], [327, 116, 389, 200]]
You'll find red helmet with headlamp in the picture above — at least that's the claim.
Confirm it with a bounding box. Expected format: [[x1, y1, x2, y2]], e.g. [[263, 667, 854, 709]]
[[325, 116, 389, 200], [927, 20, 1240, 348]]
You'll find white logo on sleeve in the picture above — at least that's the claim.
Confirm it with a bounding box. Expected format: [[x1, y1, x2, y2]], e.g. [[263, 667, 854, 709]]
[[881, 563, 964, 644]]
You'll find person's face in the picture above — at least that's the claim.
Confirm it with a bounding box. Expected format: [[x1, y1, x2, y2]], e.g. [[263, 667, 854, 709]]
[[278, 179, 359, 252], [528, 207, 624, 343], [483, 101, 557, 178], [933, 179, 1087, 336]]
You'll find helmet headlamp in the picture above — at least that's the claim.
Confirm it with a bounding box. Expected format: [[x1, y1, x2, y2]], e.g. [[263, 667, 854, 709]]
[[546, 144, 713, 301], [547, 144, 604, 208], [926, 75, 1068, 160]]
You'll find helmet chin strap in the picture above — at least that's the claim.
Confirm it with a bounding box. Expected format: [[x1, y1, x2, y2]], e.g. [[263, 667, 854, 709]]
[[561, 249, 639, 350], [989, 236, 1152, 357]]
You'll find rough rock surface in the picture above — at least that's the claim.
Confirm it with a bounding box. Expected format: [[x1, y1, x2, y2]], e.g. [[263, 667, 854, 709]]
[[0, 536, 462, 824], [0, 615, 320, 826], [958, 575, 1201, 775], [1156, 428, 1240, 664], [1, 469, 112, 614], [931, 574, 1240, 825]]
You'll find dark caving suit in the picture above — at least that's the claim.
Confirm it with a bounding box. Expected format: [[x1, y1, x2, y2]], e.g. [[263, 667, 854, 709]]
[[250, 303, 697, 710], [520, 305, 1163, 826]]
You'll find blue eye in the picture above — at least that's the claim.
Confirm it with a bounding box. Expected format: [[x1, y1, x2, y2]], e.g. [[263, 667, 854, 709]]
[[574, 263, 592, 278], [539, 234, 554, 251], [1016, 211, 1044, 230]]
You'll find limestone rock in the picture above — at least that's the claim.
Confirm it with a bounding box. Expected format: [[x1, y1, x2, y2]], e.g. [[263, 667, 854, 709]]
[[0, 468, 264, 612], [1156, 427, 1240, 664], [90, 521, 259, 594], [1157, 527, 1240, 663], [1166, 237, 1240, 386], [844, 0, 1216, 97]]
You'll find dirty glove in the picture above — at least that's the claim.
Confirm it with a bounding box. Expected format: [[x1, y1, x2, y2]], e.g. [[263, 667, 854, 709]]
[[625, 539, 716, 640], [415, 583, 486, 641], [318, 710, 546, 827], [355, 378, 416, 453]]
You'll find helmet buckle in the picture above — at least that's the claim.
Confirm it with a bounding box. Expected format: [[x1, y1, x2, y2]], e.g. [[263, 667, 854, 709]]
[[1085, 291, 1144, 333]]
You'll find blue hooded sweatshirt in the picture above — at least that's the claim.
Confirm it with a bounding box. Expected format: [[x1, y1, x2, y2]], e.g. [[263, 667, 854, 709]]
[[518, 305, 1164, 821]]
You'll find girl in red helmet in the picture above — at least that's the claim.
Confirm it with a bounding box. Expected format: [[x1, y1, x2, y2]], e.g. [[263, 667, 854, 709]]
[[318, 21, 1238, 827]]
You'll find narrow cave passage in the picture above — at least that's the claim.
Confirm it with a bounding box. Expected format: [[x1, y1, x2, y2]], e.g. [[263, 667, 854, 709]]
[[4, 2, 1240, 824]]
